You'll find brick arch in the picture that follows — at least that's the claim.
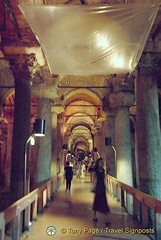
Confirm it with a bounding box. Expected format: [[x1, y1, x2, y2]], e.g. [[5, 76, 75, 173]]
[[3, 91, 37, 120], [0, 89, 14, 105], [64, 89, 102, 107], [66, 113, 94, 126], [74, 140, 89, 153], [68, 124, 92, 153], [65, 113, 95, 136], [64, 101, 98, 122], [72, 136, 89, 154], [70, 123, 91, 132]]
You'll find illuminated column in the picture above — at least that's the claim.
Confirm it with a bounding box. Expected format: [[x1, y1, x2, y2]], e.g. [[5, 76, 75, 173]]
[[109, 85, 134, 186], [51, 105, 64, 177], [97, 121, 109, 173], [94, 129, 102, 158], [105, 111, 116, 177], [51, 110, 57, 177], [136, 59, 161, 199], [88, 138, 93, 153], [32, 85, 58, 185], [36, 98, 52, 184]]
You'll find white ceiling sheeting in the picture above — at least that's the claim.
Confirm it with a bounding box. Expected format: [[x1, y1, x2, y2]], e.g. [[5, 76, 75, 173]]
[[19, 3, 159, 75]]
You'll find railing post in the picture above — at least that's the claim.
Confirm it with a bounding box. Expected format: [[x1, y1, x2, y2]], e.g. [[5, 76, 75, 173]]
[[32, 194, 38, 220], [115, 184, 118, 201], [126, 193, 133, 214], [38, 194, 43, 213], [113, 183, 116, 198], [53, 176, 57, 195], [133, 197, 139, 220], [141, 202, 148, 228], [106, 176, 108, 192], [106, 177, 111, 194], [155, 212, 161, 240], [120, 188, 125, 207], [0, 213, 5, 240], [109, 179, 113, 195], [12, 207, 21, 240], [24, 201, 31, 231], [43, 189, 47, 207], [116, 185, 121, 202], [51, 178, 54, 196], [47, 181, 51, 204], [53, 177, 56, 194]]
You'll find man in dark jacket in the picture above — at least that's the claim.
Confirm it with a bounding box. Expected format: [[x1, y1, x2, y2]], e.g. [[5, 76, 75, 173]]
[[64, 162, 73, 191]]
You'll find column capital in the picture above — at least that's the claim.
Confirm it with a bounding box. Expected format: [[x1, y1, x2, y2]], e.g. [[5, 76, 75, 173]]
[[104, 109, 115, 117], [31, 84, 58, 99], [109, 73, 135, 86], [9, 54, 40, 80], [51, 105, 64, 114], [107, 112, 114, 119], [109, 86, 134, 108], [138, 52, 161, 78], [137, 65, 161, 79]]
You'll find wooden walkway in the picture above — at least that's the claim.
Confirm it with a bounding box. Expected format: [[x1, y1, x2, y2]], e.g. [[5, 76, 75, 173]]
[[12, 174, 154, 240]]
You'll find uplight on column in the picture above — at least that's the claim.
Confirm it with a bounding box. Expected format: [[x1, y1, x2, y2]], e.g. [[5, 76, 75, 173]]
[[30, 136, 35, 145], [24, 118, 46, 195], [33, 119, 45, 137]]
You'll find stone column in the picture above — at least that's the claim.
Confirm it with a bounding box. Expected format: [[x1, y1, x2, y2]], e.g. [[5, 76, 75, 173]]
[[109, 85, 134, 187], [10, 55, 32, 203], [105, 111, 116, 177], [94, 129, 102, 158], [32, 85, 58, 186], [51, 110, 57, 178], [99, 122, 108, 174], [4, 121, 13, 188], [36, 98, 52, 184], [136, 57, 161, 199]]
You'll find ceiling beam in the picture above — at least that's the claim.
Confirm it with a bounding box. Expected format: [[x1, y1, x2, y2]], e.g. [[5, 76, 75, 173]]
[[58, 85, 110, 89]]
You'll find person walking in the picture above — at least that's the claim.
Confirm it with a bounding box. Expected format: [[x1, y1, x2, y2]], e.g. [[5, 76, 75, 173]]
[[92, 158, 110, 225], [64, 161, 73, 191], [93, 147, 101, 162], [88, 161, 95, 182], [80, 162, 86, 179]]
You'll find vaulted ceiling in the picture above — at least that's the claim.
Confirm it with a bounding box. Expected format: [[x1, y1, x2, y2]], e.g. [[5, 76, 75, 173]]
[[0, 0, 159, 153]]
